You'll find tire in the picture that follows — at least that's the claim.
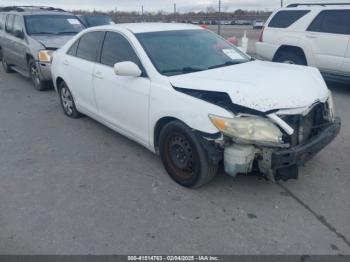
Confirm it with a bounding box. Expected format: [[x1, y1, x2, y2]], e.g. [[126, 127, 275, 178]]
[[28, 59, 50, 91], [159, 121, 218, 188], [58, 81, 82, 119], [274, 50, 307, 66], [1, 52, 15, 73]]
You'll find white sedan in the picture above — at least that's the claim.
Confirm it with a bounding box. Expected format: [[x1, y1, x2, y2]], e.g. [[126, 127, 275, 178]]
[[51, 23, 340, 188]]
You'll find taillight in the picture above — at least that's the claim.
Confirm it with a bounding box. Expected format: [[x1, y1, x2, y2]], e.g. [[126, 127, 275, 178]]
[[258, 26, 265, 42]]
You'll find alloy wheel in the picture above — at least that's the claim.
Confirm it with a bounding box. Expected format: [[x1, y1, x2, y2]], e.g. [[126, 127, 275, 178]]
[[30, 63, 41, 87], [61, 87, 74, 115]]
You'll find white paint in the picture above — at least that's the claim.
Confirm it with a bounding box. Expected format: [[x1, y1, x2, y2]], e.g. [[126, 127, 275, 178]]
[[256, 4, 350, 76], [51, 24, 331, 153]]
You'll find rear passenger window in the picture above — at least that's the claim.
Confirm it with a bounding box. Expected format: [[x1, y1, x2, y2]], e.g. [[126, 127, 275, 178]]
[[5, 14, 15, 33], [100, 32, 140, 67], [307, 10, 350, 35], [67, 40, 79, 56], [268, 10, 310, 28], [76, 31, 105, 62]]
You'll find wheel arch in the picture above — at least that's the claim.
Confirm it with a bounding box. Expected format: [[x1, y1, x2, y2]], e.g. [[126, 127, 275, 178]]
[[26, 53, 34, 64], [273, 45, 308, 64], [56, 77, 65, 91], [153, 116, 180, 152]]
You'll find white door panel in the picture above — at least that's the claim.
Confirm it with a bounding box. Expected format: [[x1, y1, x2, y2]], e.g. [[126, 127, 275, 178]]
[[341, 40, 350, 75], [65, 56, 97, 114], [93, 64, 151, 144], [306, 32, 348, 74]]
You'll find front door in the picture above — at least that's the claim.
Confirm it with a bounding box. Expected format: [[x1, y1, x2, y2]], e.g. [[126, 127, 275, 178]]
[[93, 31, 151, 145]]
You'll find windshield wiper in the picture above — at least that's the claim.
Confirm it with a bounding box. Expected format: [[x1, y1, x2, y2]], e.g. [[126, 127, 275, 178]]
[[208, 61, 242, 70], [56, 31, 79, 35], [161, 67, 205, 75], [30, 32, 57, 35]]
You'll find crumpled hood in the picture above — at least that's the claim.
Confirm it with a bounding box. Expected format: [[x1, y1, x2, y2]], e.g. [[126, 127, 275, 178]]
[[31, 35, 74, 49], [169, 60, 329, 112]]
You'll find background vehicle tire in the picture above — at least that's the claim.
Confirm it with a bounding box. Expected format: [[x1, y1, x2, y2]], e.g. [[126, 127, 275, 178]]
[[28, 59, 50, 91], [274, 51, 307, 66], [1, 53, 15, 73], [159, 121, 218, 188], [59, 81, 82, 119]]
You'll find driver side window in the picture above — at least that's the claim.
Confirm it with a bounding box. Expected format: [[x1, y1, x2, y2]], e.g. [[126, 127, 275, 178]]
[[100, 32, 141, 67], [13, 15, 23, 35]]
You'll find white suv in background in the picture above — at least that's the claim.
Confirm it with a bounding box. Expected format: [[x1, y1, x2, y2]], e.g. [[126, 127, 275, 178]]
[[256, 3, 350, 82]]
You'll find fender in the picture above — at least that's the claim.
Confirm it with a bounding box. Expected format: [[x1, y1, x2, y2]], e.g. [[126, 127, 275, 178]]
[[275, 34, 316, 66]]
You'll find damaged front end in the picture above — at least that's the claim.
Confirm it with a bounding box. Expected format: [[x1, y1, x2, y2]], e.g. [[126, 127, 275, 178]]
[[181, 87, 341, 182]]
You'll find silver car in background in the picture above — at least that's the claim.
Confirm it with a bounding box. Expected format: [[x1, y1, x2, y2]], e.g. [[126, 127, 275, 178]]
[[0, 6, 85, 90]]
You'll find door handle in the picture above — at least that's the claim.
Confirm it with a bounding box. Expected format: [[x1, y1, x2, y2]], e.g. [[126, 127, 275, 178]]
[[63, 60, 69, 65], [306, 34, 317, 39], [94, 71, 103, 79]]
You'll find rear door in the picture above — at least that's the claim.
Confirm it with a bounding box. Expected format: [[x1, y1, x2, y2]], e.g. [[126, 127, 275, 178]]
[[306, 10, 350, 74], [11, 15, 27, 70], [342, 41, 350, 76], [3, 14, 15, 64], [63, 31, 105, 115], [341, 10, 350, 76]]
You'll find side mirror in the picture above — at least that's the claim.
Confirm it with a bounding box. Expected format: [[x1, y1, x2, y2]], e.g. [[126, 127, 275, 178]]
[[114, 61, 142, 77], [14, 30, 24, 39]]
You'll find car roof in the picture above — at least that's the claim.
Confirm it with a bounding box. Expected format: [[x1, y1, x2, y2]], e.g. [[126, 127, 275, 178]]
[[93, 23, 203, 34], [0, 7, 74, 16], [283, 3, 350, 10], [2, 10, 74, 16]]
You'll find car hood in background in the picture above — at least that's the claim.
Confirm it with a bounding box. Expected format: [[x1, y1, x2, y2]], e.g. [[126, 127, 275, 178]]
[[31, 35, 75, 49], [169, 61, 329, 113]]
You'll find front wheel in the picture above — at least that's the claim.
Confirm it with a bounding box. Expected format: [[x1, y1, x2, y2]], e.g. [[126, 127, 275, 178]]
[[29, 59, 50, 91], [159, 121, 218, 188]]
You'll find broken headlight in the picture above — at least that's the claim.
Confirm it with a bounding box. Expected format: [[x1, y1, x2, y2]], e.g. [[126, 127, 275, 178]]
[[209, 114, 283, 145]]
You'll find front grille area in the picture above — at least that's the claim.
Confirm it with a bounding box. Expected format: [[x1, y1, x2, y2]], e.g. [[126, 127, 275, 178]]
[[281, 102, 331, 147]]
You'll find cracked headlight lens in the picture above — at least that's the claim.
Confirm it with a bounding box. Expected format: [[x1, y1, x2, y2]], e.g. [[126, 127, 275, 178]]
[[209, 114, 283, 145]]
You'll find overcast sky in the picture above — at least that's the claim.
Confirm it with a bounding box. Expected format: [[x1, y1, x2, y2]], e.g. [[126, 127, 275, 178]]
[[1, 0, 349, 12]]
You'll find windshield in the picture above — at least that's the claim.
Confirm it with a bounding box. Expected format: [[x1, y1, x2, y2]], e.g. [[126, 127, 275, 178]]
[[136, 30, 250, 76], [25, 15, 85, 35], [83, 16, 114, 27]]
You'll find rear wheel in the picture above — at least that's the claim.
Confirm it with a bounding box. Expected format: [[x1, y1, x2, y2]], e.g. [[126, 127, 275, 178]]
[[159, 121, 218, 188], [59, 81, 82, 119], [274, 50, 307, 66], [2, 53, 14, 73], [29, 59, 50, 91]]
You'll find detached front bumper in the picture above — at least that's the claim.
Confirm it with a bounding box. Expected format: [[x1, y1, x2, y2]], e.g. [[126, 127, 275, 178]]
[[271, 117, 341, 181]]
